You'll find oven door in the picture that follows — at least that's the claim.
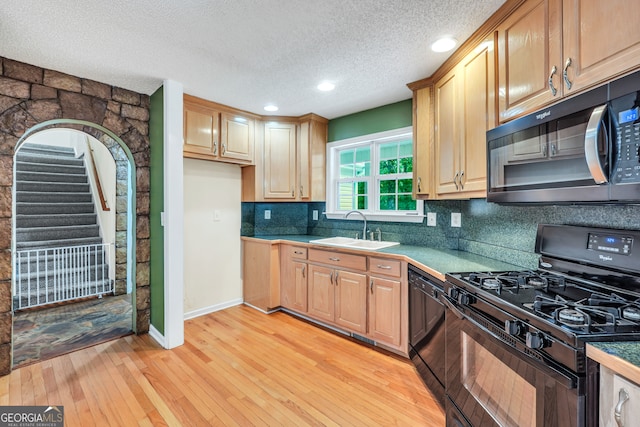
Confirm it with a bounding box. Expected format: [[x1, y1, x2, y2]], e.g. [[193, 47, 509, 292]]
[[444, 297, 585, 427]]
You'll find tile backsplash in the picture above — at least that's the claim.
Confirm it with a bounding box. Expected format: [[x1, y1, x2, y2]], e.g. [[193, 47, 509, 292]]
[[242, 200, 640, 268]]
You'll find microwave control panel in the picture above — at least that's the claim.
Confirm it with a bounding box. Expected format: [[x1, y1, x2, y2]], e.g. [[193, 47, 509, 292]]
[[613, 106, 640, 184]]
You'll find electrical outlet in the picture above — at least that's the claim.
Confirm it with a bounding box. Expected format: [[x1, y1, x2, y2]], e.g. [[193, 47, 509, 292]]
[[313, 210, 319, 221], [451, 212, 461, 227], [264, 210, 271, 220], [213, 210, 221, 222], [426, 212, 437, 226]]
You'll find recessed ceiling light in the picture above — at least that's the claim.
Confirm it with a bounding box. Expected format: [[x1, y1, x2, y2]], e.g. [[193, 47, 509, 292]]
[[431, 37, 458, 53], [264, 105, 279, 112], [317, 82, 335, 91]]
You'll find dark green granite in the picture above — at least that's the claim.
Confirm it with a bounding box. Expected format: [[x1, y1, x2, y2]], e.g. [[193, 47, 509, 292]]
[[590, 342, 640, 368]]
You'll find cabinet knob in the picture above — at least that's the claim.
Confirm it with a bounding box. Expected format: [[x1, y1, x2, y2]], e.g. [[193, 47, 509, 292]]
[[377, 265, 392, 270], [453, 172, 460, 190], [548, 65, 558, 96], [222, 143, 226, 155], [417, 177, 422, 193], [459, 170, 464, 190], [370, 279, 374, 293], [563, 57, 573, 90], [302, 265, 306, 278], [213, 141, 218, 155], [300, 186, 303, 198]]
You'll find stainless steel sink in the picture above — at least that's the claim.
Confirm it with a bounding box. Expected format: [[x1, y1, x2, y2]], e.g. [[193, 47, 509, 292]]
[[309, 237, 400, 251]]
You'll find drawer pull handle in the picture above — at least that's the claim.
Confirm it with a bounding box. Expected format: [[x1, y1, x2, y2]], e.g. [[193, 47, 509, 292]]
[[376, 265, 392, 270], [330, 272, 333, 285], [370, 279, 374, 293], [335, 271, 339, 284], [294, 251, 304, 255], [615, 388, 629, 427], [548, 65, 558, 96], [329, 257, 340, 262], [563, 57, 572, 90]]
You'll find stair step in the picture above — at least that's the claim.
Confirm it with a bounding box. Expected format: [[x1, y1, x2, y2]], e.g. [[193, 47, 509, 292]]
[[16, 224, 100, 243], [18, 143, 76, 157], [16, 161, 86, 175], [16, 181, 91, 193], [15, 202, 95, 215], [15, 153, 85, 167], [15, 213, 98, 228], [16, 191, 93, 203], [16, 170, 88, 184], [16, 237, 104, 250]]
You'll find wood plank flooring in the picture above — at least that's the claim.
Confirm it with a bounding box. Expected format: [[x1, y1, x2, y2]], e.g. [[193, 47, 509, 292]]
[[0, 305, 445, 426]]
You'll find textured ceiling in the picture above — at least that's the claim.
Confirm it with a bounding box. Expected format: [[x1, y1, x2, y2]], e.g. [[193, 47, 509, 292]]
[[1, 0, 505, 119]]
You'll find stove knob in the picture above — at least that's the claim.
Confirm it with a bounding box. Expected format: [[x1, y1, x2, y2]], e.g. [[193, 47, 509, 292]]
[[457, 292, 474, 305], [448, 288, 459, 300], [505, 320, 524, 336], [525, 332, 549, 349]]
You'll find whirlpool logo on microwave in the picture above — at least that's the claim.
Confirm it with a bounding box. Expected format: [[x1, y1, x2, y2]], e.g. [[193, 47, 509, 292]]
[[599, 254, 614, 262], [536, 110, 551, 120]]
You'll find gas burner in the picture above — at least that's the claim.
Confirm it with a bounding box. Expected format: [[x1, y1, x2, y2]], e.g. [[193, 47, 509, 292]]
[[558, 308, 587, 325], [527, 277, 547, 287], [622, 306, 640, 321], [480, 278, 501, 290]]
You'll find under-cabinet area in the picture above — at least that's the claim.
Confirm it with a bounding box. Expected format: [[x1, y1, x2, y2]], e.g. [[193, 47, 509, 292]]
[[243, 238, 408, 355]]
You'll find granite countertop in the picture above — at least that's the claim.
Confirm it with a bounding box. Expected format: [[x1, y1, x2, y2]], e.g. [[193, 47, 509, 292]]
[[242, 234, 523, 281], [587, 342, 640, 385]]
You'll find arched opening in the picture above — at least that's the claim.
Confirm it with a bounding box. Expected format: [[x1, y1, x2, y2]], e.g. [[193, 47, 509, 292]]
[[11, 121, 137, 367]]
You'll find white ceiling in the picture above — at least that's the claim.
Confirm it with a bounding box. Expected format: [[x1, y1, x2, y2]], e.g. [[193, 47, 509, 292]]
[[1, 0, 505, 119]]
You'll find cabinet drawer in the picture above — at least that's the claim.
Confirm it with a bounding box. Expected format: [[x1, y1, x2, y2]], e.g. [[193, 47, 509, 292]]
[[282, 245, 308, 260], [308, 249, 366, 271], [369, 257, 401, 277]]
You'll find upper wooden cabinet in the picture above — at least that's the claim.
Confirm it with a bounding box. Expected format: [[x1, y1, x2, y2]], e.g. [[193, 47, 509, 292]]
[[412, 87, 433, 199], [498, 0, 640, 122], [434, 38, 495, 199], [242, 114, 328, 202], [183, 94, 256, 165]]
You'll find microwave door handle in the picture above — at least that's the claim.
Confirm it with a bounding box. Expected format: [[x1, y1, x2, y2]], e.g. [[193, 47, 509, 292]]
[[584, 104, 609, 184]]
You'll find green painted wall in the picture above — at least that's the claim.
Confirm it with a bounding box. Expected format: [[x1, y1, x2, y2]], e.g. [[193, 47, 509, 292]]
[[149, 87, 165, 335], [327, 99, 412, 142]]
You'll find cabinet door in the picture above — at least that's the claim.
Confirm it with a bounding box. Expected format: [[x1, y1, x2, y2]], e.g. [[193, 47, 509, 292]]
[[434, 68, 461, 196], [334, 270, 367, 334], [242, 240, 280, 311], [459, 39, 495, 197], [264, 122, 297, 199], [184, 103, 219, 157], [368, 276, 401, 347], [599, 366, 640, 427], [280, 250, 308, 313], [497, 0, 563, 122], [220, 113, 254, 164], [563, 0, 640, 95], [413, 86, 433, 198], [308, 265, 335, 322]]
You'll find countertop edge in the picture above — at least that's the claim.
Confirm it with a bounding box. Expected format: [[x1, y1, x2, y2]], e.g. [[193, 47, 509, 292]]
[[587, 343, 640, 385]]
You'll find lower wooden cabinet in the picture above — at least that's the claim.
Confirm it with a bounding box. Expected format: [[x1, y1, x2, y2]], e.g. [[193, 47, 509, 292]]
[[599, 365, 640, 427], [280, 245, 308, 312], [368, 276, 402, 347], [242, 239, 280, 311]]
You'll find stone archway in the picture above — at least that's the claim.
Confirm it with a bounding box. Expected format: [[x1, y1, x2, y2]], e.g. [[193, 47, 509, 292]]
[[0, 57, 151, 375]]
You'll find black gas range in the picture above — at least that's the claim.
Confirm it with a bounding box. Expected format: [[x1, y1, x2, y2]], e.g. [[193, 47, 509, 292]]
[[442, 224, 640, 427]]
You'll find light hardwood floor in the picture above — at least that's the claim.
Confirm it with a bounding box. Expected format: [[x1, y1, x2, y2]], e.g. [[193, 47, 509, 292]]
[[0, 305, 445, 426]]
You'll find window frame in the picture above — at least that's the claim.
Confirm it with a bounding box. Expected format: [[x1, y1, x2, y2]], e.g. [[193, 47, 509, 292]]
[[325, 126, 424, 223]]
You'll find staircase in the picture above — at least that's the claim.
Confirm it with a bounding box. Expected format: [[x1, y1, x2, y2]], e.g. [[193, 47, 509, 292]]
[[14, 143, 113, 310]]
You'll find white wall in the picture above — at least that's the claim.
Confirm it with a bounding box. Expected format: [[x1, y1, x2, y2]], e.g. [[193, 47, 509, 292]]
[[183, 158, 243, 318]]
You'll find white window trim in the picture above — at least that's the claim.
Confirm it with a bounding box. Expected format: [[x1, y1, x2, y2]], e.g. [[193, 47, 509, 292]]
[[325, 126, 424, 224]]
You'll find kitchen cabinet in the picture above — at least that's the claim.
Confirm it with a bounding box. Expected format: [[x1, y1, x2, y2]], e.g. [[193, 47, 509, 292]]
[[307, 249, 368, 333], [183, 94, 256, 164], [242, 114, 328, 202], [242, 239, 280, 311], [412, 86, 433, 199], [280, 245, 308, 312], [599, 365, 640, 427], [497, 0, 640, 123], [368, 257, 403, 348], [434, 38, 495, 199]]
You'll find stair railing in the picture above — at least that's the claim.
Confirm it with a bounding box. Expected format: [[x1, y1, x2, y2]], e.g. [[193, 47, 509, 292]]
[[13, 243, 114, 310], [87, 145, 110, 211]]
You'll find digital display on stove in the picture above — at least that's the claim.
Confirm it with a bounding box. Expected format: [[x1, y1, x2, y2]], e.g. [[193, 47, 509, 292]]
[[587, 233, 632, 255]]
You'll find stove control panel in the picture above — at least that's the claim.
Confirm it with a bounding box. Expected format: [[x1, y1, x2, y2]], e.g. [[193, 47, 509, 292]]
[[587, 232, 633, 255]]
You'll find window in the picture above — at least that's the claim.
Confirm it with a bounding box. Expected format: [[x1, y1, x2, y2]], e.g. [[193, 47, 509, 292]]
[[326, 126, 423, 223]]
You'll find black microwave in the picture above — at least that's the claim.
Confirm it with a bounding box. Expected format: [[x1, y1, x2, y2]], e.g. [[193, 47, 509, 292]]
[[486, 70, 640, 204]]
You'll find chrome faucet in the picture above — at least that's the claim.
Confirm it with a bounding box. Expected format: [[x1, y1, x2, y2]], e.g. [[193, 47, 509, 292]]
[[345, 210, 367, 240]]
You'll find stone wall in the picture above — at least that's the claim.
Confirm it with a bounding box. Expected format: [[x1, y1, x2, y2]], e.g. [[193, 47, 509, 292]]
[[0, 57, 152, 375]]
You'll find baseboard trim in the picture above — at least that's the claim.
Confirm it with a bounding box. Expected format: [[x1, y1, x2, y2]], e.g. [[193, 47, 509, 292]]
[[148, 324, 166, 348], [184, 298, 244, 320]]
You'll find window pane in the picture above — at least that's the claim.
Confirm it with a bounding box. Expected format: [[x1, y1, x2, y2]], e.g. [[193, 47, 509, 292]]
[[355, 147, 370, 163], [398, 195, 416, 210], [356, 181, 368, 194], [398, 178, 413, 193], [379, 159, 397, 175], [399, 157, 413, 173], [340, 150, 354, 165], [379, 179, 396, 194], [355, 162, 370, 176], [399, 140, 412, 157], [380, 143, 397, 159], [357, 196, 368, 210], [380, 195, 396, 210], [340, 164, 354, 178]]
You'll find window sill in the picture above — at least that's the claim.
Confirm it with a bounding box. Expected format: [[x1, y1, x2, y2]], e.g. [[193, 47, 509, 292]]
[[324, 212, 425, 224]]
